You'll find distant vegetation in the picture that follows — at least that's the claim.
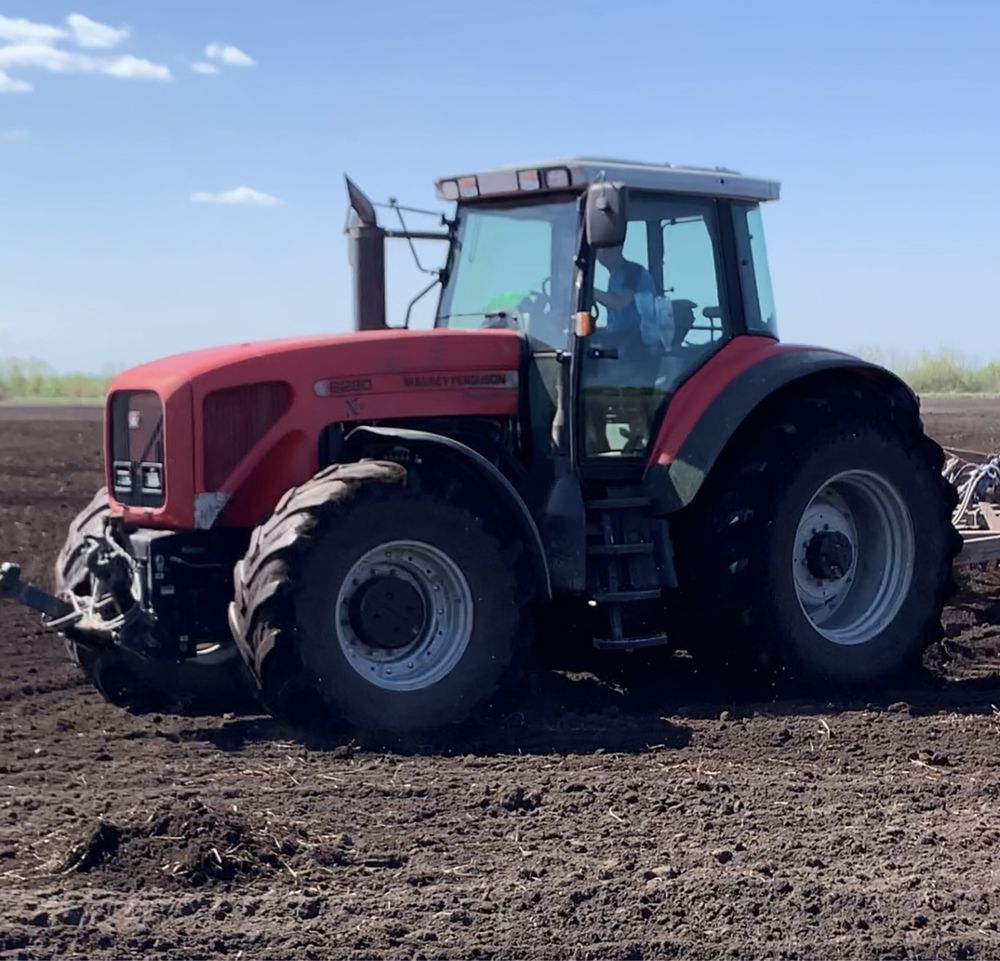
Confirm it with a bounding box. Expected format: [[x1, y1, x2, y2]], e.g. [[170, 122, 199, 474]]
[[0, 358, 108, 402], [856, 348, 1000, 395], [1, 350, 998, 401]]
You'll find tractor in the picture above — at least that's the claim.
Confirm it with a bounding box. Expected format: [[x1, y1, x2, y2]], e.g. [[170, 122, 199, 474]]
[[0, 159, 960, 734]]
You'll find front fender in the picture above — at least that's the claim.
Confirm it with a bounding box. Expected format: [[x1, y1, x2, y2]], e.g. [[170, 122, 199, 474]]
[[644, 337, 918, 513], [345, 425, 552, 600]]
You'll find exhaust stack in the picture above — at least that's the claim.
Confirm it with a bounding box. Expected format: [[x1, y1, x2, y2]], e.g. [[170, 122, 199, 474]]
[[345, 176, 387, 332]]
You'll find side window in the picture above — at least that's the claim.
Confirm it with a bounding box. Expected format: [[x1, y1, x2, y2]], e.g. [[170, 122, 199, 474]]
[[661, 214, 724, 346], [733, 203, 778, 336]]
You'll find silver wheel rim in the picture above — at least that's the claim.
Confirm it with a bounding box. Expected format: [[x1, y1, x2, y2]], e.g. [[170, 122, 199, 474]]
[[335, 539, 474, 691], [792, 470, 915, 646]]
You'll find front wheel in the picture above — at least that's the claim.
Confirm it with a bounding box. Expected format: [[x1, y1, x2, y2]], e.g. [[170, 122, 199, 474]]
[[230, 461, 530, 735], [672, 394, 960, 691]]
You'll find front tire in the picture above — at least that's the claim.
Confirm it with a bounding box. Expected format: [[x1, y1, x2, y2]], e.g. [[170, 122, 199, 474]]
[[231, 461, 529, 736], [671, 389, 960, 691]]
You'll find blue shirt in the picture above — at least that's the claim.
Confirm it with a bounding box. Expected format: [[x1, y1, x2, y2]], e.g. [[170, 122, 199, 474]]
[[606, 261, 658, 335]]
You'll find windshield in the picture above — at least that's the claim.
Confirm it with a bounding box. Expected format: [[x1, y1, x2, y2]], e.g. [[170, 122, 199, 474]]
[[436, 199, 579, 350]]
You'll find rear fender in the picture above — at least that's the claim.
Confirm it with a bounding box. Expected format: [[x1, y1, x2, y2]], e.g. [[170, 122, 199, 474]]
[[344, 425, 552, 600], [645, 338, 919, 513]]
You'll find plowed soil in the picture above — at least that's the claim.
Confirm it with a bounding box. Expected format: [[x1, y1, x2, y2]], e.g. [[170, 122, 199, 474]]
[[3, 401, 1000, 960]]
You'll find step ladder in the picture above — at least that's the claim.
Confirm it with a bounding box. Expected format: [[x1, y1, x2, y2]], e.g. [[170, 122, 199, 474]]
[[585, 494, 668, 651]]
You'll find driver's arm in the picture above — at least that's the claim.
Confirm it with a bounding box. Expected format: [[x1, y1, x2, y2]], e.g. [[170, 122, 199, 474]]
[[594, 287, 634, 311]]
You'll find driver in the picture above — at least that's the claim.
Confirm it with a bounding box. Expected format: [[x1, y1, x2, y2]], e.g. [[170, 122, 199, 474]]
[[594, 245, 658, 344]]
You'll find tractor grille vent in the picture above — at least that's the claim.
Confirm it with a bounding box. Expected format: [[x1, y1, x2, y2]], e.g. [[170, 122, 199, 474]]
[[109, 390, 166, 507], [203, 381, 292, 490]]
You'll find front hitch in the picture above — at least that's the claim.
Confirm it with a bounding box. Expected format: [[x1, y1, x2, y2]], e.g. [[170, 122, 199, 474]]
[[2, 532, 153, 653]]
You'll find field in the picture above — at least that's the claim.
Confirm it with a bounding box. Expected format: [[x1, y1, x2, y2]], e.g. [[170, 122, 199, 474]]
[[3, 400, 1000, 959]]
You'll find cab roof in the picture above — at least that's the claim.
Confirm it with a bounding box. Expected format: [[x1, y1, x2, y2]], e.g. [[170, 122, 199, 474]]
[[434, 157, 780, 204]]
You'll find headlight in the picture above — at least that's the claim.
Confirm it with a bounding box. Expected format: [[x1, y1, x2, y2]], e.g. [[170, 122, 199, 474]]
[[113, 461, 133, 493], [139, 462, 164, 493]]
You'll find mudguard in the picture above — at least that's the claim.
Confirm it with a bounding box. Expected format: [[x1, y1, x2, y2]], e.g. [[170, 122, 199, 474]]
[[644, 337, 919, 513], [344, 425, 553, 599]]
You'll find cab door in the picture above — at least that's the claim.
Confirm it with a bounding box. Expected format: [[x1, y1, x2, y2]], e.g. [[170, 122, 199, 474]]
[[577, 192, 735, 472]]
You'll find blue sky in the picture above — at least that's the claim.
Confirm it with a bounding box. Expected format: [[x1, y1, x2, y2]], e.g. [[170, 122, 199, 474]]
[[1, 0, 998, 372]]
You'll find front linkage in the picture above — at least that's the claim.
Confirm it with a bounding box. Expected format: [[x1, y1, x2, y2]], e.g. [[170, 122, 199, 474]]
[[0, 527, 154, 656]]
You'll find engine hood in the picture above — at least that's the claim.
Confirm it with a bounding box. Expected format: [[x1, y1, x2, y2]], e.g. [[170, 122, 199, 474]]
[[105, 327, 526, 530], [109, 327, 523, 400]]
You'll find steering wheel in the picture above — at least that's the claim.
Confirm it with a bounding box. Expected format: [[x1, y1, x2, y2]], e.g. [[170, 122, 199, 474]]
[[519, 276, 553, 317]]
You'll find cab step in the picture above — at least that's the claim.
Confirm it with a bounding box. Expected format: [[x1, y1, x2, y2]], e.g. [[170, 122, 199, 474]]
[[593, 632, 669, 651], [593, 589, 661, 604], [587, 543, 655, 556], [585, 496, 653, 511], [585, 488, 668, 652]]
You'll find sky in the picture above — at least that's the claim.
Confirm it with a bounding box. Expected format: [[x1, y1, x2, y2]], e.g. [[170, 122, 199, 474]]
[[1, 0, 999, 373]]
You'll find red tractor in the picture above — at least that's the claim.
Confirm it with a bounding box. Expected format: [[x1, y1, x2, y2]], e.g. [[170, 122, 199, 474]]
[[1, 159, 959, 734]]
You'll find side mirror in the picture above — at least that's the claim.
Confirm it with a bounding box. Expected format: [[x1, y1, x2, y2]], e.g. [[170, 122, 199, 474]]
[[585, 182, 627, 248]]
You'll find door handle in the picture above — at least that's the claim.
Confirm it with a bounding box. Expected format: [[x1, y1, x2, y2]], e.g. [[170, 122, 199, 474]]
[[587, 347, 619, 360]]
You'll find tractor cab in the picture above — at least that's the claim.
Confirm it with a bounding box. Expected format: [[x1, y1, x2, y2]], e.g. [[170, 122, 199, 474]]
[[354, 159, 781, 473]]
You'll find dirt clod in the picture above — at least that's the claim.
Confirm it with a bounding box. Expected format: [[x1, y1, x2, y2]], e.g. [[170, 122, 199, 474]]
[[55, 906, 84, 926], [500, 786, 544, 812]]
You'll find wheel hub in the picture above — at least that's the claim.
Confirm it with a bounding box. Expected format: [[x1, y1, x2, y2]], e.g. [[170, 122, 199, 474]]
[[805, 530, 854, 581], [334, 539, 474, 692], [791, 470, 915, 646], [348, 576, 426, 651]]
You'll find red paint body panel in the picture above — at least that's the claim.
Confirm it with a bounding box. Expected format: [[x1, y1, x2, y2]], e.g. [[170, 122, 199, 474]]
[[646, 337, 856, 470], [106, 329, 522, 529]]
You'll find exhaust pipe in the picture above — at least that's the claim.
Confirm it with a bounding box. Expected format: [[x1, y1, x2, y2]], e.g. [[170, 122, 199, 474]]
[[345, 176, 387, 332]]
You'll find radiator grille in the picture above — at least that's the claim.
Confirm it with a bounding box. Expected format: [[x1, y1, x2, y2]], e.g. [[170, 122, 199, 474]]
[[202, 382, 292, 491]]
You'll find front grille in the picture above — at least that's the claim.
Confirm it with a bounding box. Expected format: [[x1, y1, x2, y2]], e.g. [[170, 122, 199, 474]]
[[202, 381, 291, 490], [109, 390, 166, 507]]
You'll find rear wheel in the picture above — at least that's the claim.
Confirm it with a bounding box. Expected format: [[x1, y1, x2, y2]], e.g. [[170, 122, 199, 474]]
[[671, 388, 960, 691], [231, 461, 530, 736], [55, 488, 249, 714]]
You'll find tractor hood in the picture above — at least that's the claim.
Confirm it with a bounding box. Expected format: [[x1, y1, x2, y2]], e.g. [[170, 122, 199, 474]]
[[105, 327, 524, 530], [109, 327, 523, 400]]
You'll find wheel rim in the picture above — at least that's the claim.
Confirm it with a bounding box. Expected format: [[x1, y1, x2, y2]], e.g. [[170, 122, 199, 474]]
[[335, 539, 474, 691], [792, 470, 915, 646]]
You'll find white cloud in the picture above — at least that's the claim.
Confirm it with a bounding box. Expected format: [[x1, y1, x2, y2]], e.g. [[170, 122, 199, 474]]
[[0, 13, 168, 91], [0, 42, 81, 72], [191, 61, 219, 75], [0, 14, 67, 45], [0, 41, 171, 85], [67, 13, 128, 49], [1, 127, 29, 141], [191, 186, 281, 207], [101, 55, 171, 81], [0, 70, 31, 93], [205, 42, 255, 67]]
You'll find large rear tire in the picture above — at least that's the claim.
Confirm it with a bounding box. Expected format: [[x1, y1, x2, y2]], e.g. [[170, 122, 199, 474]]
[[671, 387, 961, 692], [230, 461, 530, 736], [55, 488, 249, 715]]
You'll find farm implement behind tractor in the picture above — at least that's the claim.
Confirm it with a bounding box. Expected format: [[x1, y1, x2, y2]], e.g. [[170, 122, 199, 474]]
[[0, 157, 985, 735], [946, 451, 1000, 566]]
